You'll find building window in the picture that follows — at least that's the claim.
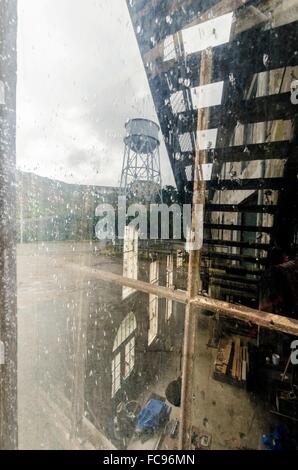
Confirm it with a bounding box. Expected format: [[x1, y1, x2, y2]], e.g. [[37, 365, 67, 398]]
[[124, 337, 135, 378], [122, 226, 138, 300], [170, 90, 186, 114], [185, 165, 193, 182], [163, 35, 176, 62], [111, 312, 137, 397], [177, 250, 183, 268], [111, 352, 121, 398], [179, 132, 193, 152], [166, 255, 174, 320], [148, 261, 159, 345], [113, 311, 136, 352]]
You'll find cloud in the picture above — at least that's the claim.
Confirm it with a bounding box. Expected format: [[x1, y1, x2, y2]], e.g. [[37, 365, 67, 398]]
[[17, 0, 175, 187]]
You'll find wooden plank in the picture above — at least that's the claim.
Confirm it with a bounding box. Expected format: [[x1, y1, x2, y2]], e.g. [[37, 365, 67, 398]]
[[222, 339, 232, 375], [245, 346, 249, 373], [231, 339, 237, 378], [245, 346, 249, 370], [242, 359, 247, 381], [214, 338, 233, 375], [237, 338, 242, 381]]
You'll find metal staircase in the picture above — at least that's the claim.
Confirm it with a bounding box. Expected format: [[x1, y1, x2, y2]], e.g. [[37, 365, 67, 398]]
[[127, 0, 298, 309]]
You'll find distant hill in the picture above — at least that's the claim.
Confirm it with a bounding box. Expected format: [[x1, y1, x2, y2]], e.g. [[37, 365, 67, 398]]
[[16, 170, 118, 242]]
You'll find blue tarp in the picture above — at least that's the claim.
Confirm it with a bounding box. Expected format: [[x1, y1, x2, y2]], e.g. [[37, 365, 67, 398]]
[[137, 399, 170, 431]]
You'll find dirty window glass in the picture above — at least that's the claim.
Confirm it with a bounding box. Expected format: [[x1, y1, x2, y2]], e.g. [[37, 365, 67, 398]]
[[0, 0, 298, 453]]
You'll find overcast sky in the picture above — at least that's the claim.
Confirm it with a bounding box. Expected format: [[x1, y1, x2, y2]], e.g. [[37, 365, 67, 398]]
[[17, 0, 175, 187]]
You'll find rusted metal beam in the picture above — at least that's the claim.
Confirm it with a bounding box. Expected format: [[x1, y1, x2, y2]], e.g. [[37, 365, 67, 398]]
[[66, 262, 187, 304], [190, 295, 298, 337], [66, 262, 298, 337], [179, 50, 211, 450]]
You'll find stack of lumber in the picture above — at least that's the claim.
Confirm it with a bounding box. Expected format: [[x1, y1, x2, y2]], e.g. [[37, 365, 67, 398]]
[[213, 336, 249, 387], [213, 337, 233, 375]]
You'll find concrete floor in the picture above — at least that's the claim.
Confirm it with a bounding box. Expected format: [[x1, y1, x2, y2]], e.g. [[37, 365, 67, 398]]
[[17, 241, 274, 450], [128, 317, 274, 450], [190, 315, 275, 449]]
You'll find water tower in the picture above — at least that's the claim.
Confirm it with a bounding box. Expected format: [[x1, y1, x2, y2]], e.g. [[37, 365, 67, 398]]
[[120, 118, 162, 202]]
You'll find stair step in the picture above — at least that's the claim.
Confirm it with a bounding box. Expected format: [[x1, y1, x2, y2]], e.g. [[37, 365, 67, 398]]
[[204, 223, 272, 233], [209, 272, 259, 285], [205, 264, 263, 276], [181, 141, 291, 164], [177, 93, 297, 133], [203, 239, 270, 250], [205, 204, 276, 214], [202, 251, 267, 264], [210, 279, 258, 293], [152, 21, 298, 88], [207, 141, 291, 164], [205, 177, 285, 191], [214, 287, 258, 300]]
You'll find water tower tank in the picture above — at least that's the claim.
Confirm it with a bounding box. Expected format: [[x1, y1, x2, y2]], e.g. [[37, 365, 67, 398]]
[[124, 118, 160, 154]]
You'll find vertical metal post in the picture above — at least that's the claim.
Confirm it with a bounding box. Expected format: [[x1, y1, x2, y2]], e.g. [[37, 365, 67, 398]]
[[179, 50, 212, 450], [0, 0, 18, 450]]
